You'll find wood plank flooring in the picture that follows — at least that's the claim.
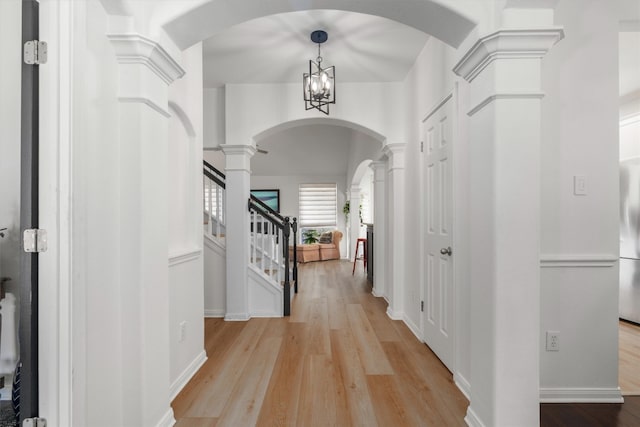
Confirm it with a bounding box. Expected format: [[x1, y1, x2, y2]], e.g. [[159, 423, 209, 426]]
[[173, 260, 640, 426], [619, 320, 640, 395], [172, 260, 468, 426]]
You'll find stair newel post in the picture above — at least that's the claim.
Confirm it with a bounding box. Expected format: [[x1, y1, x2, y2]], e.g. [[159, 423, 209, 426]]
[[292, 217, 298, 293], [283, 217, 291, 316]]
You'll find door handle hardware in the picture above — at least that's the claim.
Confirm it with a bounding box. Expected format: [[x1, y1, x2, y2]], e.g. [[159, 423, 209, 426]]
[[440, 246, 452, 256]]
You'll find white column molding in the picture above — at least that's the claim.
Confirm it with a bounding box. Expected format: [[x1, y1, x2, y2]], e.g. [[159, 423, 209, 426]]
[[107, 34, 185, 84], [452, 27, 564, 427], [105, 30, 184, 426], [222, 144, 255, 321], [349, 184, 362, 262], [370, 161, 387, 298], [221, 144, 256, 172], [381, 143, 406, 320], [108, 33, 185, 117], [453, 28, 564, 82]]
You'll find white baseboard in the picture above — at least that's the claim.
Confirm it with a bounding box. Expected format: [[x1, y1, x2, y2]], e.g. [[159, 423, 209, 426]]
[[371, 287, 383, 298], [539, 387, 624, 403], [155, 408, 176, 427], [224, 313, 250, 321], [464, 406, 486, 427], [386, 307, 402, 320], [170, 350, 208, 401], [204, 309, 225, 318], [402, 314, 421, 341], [454, 372, 471, 401]]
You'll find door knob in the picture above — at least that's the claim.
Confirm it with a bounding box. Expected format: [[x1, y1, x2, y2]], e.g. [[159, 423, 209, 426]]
[[440, 246, 452, 256]]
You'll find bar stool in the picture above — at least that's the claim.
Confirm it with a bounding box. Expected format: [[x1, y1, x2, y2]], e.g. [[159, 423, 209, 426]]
[[352, 238, 367, 275]]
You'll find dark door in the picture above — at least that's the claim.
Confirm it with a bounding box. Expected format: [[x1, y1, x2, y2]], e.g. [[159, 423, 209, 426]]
[[19, 0, 40, 422]]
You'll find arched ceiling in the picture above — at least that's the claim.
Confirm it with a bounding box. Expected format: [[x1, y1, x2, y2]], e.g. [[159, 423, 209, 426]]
[[202, 10, 429, 87], [163, 0, 477, 50]]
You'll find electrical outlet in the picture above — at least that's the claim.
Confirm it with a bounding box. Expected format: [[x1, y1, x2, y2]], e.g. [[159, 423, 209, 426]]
[[546, 331, 560, 351], [179, 321, 187, 343]]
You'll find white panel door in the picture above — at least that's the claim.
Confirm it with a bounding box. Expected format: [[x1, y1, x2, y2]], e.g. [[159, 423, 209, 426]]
[[422, 96, 454, 372]]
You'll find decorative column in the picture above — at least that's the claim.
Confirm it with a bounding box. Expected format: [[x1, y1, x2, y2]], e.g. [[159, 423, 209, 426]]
[[453, 28, 564, 427], [370, 161, 387, 298], [221, 144, 256, 320], [382, 143, 406, 320], [348, 184, 361, 262], [108, 33, 185, 426]]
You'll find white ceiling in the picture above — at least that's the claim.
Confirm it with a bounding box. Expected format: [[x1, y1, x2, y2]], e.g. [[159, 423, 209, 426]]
[[202, 9, 429, 88]]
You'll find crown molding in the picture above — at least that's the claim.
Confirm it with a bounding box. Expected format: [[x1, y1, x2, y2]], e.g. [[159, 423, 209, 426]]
[[107, 33, 185, 85], [467, 92, 545, 116], [453, 28, 564, 82]]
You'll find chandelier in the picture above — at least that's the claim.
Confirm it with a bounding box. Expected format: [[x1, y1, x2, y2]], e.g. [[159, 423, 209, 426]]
[[303, 30, 335, 115]]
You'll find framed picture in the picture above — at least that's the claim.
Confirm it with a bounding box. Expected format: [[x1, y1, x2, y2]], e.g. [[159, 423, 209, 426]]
[[251, 189, 280, 212]]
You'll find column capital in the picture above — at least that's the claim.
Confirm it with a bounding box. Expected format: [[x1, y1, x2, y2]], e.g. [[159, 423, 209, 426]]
[[382, 143, 406, 171], [221, 144, 256, 172], [220, 144, 257, 157], [453, 28, 564, 82], [108, 33, 185, 117], [107, 33, 185, 84]]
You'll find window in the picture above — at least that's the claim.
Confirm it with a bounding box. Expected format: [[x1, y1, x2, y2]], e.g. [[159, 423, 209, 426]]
[[299, 183, 337, 228]]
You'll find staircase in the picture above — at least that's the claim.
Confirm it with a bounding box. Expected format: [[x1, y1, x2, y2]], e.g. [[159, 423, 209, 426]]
[[203, 160, 298, 316]]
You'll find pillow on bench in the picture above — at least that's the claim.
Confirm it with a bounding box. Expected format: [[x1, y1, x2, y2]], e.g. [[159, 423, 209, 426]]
[[319, 231, 333, 244]]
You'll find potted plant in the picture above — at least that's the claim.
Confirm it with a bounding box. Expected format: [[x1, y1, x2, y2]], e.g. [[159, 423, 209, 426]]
[[302, 229, 320, 244], [343, 201, 350, 224]]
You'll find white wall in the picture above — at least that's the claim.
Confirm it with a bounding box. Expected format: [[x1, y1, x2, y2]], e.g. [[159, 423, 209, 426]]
[[204, 236, 226, 317], [540, 0, 620, 398], [167, 42, 206, 398], [203, 87, 225, 148], [0, 0, 22, 300], [401, 35, 472, 392], [225, 82, 404, 145]]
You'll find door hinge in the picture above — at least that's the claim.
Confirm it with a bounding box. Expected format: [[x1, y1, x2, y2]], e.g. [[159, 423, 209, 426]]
[[23, 229, 48, 253], [420, 141, 424, 153], [24, 40, 47, 65], [421, 301, 424, 312], [23, 418, 47, 427]]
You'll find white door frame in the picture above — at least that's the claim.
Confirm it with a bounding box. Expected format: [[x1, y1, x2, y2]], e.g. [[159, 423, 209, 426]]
[[39, 1, 75, 425], [419, 84, 461, 379]]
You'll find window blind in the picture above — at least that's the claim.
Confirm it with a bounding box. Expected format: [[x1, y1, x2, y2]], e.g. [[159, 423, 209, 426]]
[[299, 183, 337, 227]]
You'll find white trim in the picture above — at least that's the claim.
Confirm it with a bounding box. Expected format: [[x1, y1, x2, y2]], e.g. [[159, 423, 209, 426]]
[[464, 406, 486, 427], [204, 233, 226, 253], [453, 28, 565, 82], [224, 313, 251, 321], [106, 33, 185, 85], [454, 372, 471, 401], [386, 307, 402, 320], [204, 309, 225, 318], [467, 92, 545, 117], [155, 409, 176, 427], [422, 93, 454, 123], [539, 387, 624, 403], [169, 350, 207, 401], [540, 254, 618, 268], [371, 288, 384, 298], [118, 96, 171, 117], [39, 1, 75, 425], [168, 248, 202, 267], [402, 315, 422, 341]]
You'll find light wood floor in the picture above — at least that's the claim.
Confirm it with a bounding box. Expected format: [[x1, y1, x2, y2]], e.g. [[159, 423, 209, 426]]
[[620, 320, 640, 395], [172, 260, 469, 426]]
